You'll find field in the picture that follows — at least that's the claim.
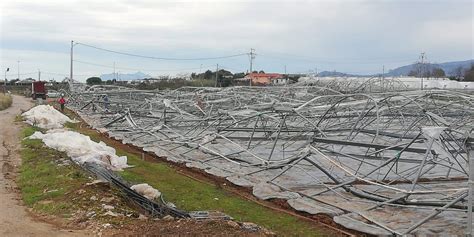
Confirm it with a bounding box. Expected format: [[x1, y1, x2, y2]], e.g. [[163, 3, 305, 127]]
[[0, 94, 12, 110]]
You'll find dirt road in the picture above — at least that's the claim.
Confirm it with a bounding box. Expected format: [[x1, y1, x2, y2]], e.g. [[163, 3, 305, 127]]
[[0, 95, 87, 237]]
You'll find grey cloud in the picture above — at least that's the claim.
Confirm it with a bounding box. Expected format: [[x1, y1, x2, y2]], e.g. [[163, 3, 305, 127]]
[[1, 0, 472, 80]]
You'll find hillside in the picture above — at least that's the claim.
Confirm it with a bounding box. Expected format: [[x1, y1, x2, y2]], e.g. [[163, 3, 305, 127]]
[[386, 59, 474, 76], [315, 59, 473, 77]]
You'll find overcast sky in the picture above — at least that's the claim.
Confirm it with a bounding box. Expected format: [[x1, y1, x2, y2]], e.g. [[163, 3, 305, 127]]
[[0, 0, 472, 81]]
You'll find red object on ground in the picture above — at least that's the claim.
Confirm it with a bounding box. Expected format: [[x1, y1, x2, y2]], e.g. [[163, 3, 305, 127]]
[[31, 81, 47, 100]]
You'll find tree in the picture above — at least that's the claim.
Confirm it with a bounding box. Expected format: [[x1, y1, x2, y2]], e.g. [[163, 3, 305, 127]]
[[233, 72, 245, 79], [454, 66, 464, 79], [463, 64, 474, 81], [203, 70, 213, 79], [431, 68, 445, 78], [408, 70, 418, 77], [258, 70, 265, 74], [86, 77, 102, 85]]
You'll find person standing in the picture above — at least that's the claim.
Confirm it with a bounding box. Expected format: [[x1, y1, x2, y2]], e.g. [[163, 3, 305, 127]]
[[103, 94, 109, 111], [58, 95, 66, 112]]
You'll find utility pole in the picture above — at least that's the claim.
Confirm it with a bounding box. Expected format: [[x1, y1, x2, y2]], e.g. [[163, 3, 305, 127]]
[[113, 62, 116, 80], [382, 65, 385, 79], [249, 48, 255, 86], [70, 40, 74, 82], [4, 68, 9, 94], [420, 52, 425, 90], [17, 61, 20, 80], [381, 65, 385, 89], [38, 69, 41, 81], [215, 64, 219, 87]]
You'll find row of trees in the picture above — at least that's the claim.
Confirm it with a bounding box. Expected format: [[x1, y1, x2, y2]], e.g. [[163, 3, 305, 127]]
[[408, 65, 446, 78], [461, 64, 474, 81], [86, 70, 275, 87], [407, 63, 474, 81]]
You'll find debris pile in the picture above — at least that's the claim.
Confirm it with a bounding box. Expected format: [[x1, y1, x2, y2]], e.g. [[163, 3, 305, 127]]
[[22, 104, 73, 129], [130, 183, 161, 200], [65, 80, 474, 235], [29, 130, 129, 171]]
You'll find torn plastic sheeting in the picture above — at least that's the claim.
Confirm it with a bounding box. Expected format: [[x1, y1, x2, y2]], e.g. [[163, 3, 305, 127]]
[[185, 161, 209, 170], [163, 99, 172, 108], [421, 127, 447, 140], [228, 109, 259, 117], [226, 175, 256, 188], [22, 105, 73, 129], [287, 197, 344, 217], [333, 214, 392, 236], [130, 183, 161, 200], [204, 167, 232, 178], [28, 130, 130, 171], [201, 134, 216, 144], [252, 182, 301, 200]]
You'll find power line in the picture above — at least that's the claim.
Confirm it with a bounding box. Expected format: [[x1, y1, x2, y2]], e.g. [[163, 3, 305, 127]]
[[13, 69, 97, 77], [18, 72, 37, 76], [75, 42, 248, 61], [257, 52, 416, 65], [41, 71, 96, 77], [73, 59, 215, 72], [219, 64, 246, 72]]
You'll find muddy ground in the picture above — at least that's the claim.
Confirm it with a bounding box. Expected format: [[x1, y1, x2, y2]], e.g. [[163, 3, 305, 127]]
[[0, 95, 88, 236]]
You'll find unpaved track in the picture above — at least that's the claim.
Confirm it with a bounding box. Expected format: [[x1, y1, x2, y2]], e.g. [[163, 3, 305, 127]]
[[0, 95, 87, 237]]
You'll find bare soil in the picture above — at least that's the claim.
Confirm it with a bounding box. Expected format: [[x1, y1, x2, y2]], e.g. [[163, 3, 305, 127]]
[[0, 95, 88, 237], [104, 219, 273, 237]]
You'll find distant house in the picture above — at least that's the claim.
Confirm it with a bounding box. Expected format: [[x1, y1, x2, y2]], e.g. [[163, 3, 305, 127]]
[[272, 77, 289, 85], [242, 73, 285, 85]]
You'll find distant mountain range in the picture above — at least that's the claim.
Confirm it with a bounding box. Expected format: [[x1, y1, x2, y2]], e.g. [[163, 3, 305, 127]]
[[317, 71, 355, 77], [100, 72, 151, 81], [97, 59, 473, 80], [386, 59, 474, 76], [317, 59, 474, 77]]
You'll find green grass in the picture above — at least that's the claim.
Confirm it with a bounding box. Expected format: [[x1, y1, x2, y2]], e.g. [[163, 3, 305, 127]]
[[18, 126, 135, 223], [18, 126, 89, 215], [0, 93, 12, 110]]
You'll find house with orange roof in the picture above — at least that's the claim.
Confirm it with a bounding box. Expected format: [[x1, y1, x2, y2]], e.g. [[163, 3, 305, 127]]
[[242, 72, 286, 85]]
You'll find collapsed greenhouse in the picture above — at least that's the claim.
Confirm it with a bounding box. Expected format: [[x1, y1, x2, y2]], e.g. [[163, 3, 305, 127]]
[[66, 77, 474, 235]]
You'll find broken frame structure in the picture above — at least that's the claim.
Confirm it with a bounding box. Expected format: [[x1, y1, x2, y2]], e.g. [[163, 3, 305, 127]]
[[67, 78, 473, 235]]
